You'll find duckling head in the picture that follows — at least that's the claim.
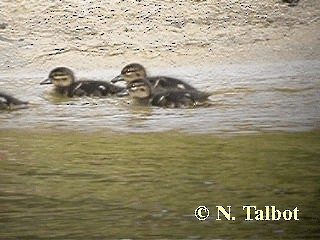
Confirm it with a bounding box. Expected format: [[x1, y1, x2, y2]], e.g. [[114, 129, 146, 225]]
[[111, 63, 147, 83], [40, 67, 75, 88], [127, 79, 152, 99]]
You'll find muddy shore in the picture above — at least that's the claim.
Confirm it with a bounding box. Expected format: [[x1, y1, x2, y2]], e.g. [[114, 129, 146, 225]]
[[0, 0, 319, 75]]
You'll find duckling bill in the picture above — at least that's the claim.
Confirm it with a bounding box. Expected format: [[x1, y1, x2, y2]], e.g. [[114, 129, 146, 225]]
[[127, 79, 210, 108], [0, 92, 28, 111], [41, 67, 125, 97], [112, 63, 198, 91]]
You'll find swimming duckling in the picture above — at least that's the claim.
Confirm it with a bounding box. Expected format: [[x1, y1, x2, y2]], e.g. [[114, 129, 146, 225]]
[[127, 79, 210, 108], [0, 92, 28, 111], [41, 67, 125, 97], [111, 63, 198, 91]]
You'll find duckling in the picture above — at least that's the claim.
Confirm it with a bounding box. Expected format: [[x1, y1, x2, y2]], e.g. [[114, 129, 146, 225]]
[[111, 63, 198, 91], [127, 79, 210, 108], [41, 67, 125, 97], [0, 92, 28, 111]]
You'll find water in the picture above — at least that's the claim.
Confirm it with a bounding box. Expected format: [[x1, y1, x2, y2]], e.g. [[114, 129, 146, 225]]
[[0, 60, 320, 239], [0, 60, 319, 134], [0, 130, 319, 239]]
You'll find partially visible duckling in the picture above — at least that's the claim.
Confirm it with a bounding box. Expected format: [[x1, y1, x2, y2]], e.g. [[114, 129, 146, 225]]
[[282, 0, 299, 7], [111, 63, 198, 91], [127, 79, 210, 108], [0, 92, 28, 111], [41, 67, 125, 97]]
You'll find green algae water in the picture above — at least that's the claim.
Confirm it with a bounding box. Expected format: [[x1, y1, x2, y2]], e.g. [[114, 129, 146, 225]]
[[1, 130, 319, 239]]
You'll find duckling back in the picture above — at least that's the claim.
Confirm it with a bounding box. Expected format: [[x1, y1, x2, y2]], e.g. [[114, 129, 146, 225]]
[[0, 92, 28, 110], [151, 89, 210, 108], [69, 80, 125, 97], [147, 76, 197, 91]]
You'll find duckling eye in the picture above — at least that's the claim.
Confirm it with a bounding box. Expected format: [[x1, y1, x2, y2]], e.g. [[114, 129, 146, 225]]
[[126, 68, 135, 73]]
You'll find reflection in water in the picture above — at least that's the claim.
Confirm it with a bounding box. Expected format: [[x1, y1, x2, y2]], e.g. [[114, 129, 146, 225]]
[[0, 60, 319, 134], [127, 105, 155, 130]]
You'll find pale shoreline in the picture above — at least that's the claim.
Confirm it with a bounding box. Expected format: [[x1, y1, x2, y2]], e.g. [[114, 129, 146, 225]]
[[0, 0, 319, 74]]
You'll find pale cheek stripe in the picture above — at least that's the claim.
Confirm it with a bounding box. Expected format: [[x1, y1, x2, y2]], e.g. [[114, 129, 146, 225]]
[[53, 75, 68, 80]]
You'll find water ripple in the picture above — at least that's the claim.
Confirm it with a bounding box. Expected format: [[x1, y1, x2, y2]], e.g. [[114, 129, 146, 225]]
[[0, 60, 319, 134]]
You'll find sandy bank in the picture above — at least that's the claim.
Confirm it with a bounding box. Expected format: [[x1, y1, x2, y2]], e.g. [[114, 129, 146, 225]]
[[0, 0, 319, 74]]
